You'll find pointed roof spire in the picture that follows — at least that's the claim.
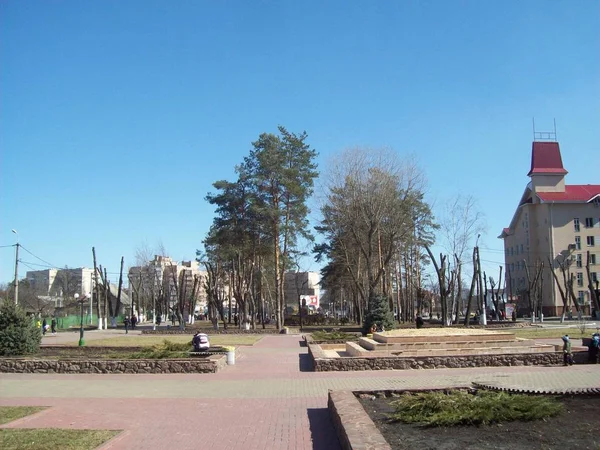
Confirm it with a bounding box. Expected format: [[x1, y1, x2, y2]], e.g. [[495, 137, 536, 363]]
[[527, 141, 567, 176]]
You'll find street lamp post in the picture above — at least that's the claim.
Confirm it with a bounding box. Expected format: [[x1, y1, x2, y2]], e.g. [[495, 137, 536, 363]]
[[75, 293, 87, 346], [11, 229, 19, 305]]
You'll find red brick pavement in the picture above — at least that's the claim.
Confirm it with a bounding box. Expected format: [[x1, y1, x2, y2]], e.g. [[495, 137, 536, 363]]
[[1, 336, 343, 450], [2, 335, 599, 449], [1, 397, 338, 450]]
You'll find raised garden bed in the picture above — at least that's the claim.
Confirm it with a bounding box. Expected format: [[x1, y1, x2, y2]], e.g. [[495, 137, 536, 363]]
[[0, 343, 229, 374], [329, 389, 600, 450], [0, 355, 226, 374], [307, 341, 589, 371]]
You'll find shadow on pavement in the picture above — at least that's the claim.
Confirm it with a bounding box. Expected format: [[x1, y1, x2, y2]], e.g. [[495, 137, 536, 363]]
[[299, 353, 313, 372], [307, 408, 341, 450]]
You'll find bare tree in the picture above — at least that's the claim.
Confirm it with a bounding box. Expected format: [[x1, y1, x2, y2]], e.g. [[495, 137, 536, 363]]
[[523, 259, 543, 321], [586, 251, 600, 314], [319, 148, 435, 319], [547, 256, 569, 323]]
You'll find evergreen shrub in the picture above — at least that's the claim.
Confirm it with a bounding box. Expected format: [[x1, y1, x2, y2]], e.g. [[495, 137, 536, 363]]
[[0, 300, 42, 356]]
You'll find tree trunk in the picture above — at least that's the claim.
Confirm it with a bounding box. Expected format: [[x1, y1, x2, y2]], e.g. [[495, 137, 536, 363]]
[[464, 247, 477, 326], [92, 247, 102, 330], [586, 251, 600, 313]]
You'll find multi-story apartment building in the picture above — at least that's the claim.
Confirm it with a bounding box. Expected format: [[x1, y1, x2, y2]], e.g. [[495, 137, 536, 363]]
[[283, 271, 320, 312], [499, 140, 600, 316], [27, 267, 95, 299], [129, 256, 208, 315]]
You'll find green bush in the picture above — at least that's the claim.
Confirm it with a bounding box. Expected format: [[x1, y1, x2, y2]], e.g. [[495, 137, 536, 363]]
[[311, 330, 357, 341], [388, 390, 563, 426], [362, 295, 395, 335], [0, 300, 42, 356]]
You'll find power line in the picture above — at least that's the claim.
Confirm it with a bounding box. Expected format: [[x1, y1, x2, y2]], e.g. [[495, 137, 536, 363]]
[[20, 260, 53, 269], [19, 245, 56, 269]]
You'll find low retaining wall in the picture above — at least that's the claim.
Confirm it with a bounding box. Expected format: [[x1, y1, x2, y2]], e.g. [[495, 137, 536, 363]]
[[0, 355, 226, 374], [308, 342, 588, 371], [303, 334, 360, 345], [328, 390, 391, 450]]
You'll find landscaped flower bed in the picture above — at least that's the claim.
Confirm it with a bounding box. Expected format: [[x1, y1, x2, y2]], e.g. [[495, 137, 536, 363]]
[[0, 341, 229, 373]]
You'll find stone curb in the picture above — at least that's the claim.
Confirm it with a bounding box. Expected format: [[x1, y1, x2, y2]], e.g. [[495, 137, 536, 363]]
[[472, 382, 600, 396], [0, 354, 227, 374], [328, 390, 391, 450]]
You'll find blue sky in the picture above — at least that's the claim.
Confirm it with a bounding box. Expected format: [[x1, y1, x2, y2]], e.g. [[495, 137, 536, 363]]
[[1, 1, 599, 286]]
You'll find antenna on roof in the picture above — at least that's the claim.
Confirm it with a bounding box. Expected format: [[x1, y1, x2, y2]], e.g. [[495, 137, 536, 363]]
[[532, 117, 557, 142]]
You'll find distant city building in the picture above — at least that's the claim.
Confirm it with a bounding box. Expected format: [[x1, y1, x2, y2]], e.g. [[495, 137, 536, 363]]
[[499, 140, 600, 316], [283, 271, 320, 311], [129, 255, 208, 314], [26, 267, 95, 307]]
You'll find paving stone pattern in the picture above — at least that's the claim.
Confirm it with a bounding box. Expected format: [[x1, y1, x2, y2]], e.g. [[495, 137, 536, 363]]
[[1, 334, 599, 450]]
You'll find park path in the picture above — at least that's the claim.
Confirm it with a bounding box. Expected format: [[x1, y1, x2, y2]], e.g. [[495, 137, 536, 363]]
[[1, 335, 600, 450]]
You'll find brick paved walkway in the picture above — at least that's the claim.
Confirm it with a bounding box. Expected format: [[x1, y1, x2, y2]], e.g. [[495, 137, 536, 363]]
[[1, 335, 599, 449]]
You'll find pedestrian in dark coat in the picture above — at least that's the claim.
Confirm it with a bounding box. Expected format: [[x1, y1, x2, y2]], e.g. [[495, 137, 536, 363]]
[[42, 318, 48, 335], [51, 317, 57, 334], [562, 335, 573, 366], [415, 315, 424, 329]]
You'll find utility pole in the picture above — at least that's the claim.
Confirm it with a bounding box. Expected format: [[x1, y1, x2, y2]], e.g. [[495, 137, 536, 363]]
[[12, 229, 19, 305]]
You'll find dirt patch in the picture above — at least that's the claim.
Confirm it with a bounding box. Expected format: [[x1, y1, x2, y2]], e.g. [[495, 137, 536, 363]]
[[359, 394, 600, 450]]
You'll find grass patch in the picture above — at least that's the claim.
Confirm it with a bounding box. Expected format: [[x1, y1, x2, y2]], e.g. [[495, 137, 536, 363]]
[[511, 327, 588, 339], [0, 429, 119, 450], [388, 390, 563, 426], [311, 330, 358, 341], [0, 407, 46, 425], [78, 334, 262, 348]]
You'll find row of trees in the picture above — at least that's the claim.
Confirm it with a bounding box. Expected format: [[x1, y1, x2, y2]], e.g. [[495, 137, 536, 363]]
[[315, 148, 438, 325], [520, 250, 600, 323], [200, 130, 492, 330]]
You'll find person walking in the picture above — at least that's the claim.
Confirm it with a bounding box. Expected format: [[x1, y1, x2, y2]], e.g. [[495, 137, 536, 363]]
[[42, 318, 48, 336], [51, 317, 57, 334], [124, 317, 130, 334], [562, 335, 573, 366], [589, 332, 600, 364], [131, 314, 137, 329]]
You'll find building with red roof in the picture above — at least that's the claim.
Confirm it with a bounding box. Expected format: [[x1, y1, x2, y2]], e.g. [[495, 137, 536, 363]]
[[499, 141, 600, 317]]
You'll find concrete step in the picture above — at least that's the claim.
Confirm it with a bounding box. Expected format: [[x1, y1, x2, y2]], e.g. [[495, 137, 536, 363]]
[[358, 337, 532, 351], [372, 331, 516, 344], [346, 341, 557, 358]]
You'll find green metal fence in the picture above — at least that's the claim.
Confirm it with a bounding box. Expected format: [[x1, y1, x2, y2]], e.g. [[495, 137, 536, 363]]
[[42, 314, 125, 329]]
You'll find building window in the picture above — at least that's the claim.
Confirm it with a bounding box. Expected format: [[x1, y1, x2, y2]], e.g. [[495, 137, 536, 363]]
[[591, 254, 597, 265], [591, 272, 598, 283], [516, 246, 519, 256], [576, 254, 582, 268], [578, 291, 585, 305], [587, 236, 596, 247], [574, 218, 580, 232], [511, 263, 515, 273], [510, 247, 514, 256], [520, 244, 524, 254], [576, 272, 584, 287], [575, 236, 581, 250], [585, 217, 594, 228]]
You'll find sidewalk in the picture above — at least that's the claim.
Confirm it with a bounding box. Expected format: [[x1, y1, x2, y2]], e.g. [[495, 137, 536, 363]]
[[2, 335, 599, 450]]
